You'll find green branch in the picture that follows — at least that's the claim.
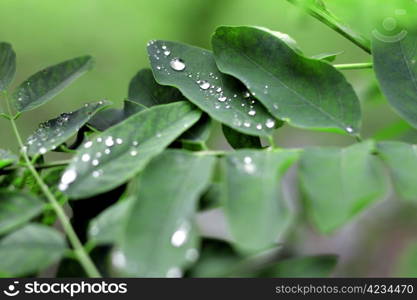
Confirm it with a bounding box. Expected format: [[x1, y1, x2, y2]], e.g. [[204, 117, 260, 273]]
[[333, 62, 373, 70], [3, 91, 101, 278]]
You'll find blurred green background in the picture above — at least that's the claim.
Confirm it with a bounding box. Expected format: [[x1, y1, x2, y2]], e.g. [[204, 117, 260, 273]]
[[1, 0, 417, 277]]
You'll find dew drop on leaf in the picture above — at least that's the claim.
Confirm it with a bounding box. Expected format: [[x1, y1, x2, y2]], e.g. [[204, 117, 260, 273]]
[[169, 58, 186, 71]]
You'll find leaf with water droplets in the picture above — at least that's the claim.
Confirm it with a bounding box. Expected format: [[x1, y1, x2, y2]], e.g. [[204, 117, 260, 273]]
[[128, 68, 184, 106], [88, 198, 131, 245], [259, 255, 338, 277], [377, 141, 417, 202], [147, 40, 278, 137], [212, 26, 361, 135], [299, 141, 387, 233], [372, 31, 417, 129], [12, 56, 94, 112], [0, 224, 66, 276], [0, 42, 16, 91], [222, 125, 262, 149], [115, 150, 215, 277], [25, 100, 111, 156], [0, 149, 17, 169], [0, 191, 45, 235], [220, 150, 299, 253], [61, 101, 201, 199]]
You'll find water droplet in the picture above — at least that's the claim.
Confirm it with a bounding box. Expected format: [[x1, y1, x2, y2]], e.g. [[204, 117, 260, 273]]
[[104, 148, 111, 155], [170, 58, 186, 71], [166, 267, 182, 278], [243, 91, 251, 98], [82, 154, 91, 162], [256, 124, 263, 130], [92, 159, 99, 166], [161, 45, 167, 50], [248, 110, 256, 116], [218, 96, 227, 102], [97, 137, 103, 143], [273, 104, 279, 110], [216, 87, 222, 93], [185, 248, 199, 262], [197, 80, 210, 90], [132, 141, 139, 146], [346, 126, 354, 133], [105, 137, 114, 147], [39, 147, 47, 154], [130, 150, 138, 156], [163, 50, 171, 56], [116, 138, 123, 145], [171, 222, 190, 247], [244, 156, 252, 164], [243, 121, 251, 128], [265, 119, 275, 129], [84, 141, 93, 149], [112, 249, 126, 269], [92, 170, 101, 177]]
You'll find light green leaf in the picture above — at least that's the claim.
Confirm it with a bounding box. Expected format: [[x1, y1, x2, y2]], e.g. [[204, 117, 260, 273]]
[[260, 255, 338, 277], [212, 26, 361, 135], [116, 150, 215, 277], [128, 68, 184, 106], [0, 149, 17, 169], [0, 42, 16, 91], [26, 100, 110, 156], [13, 56, 94, 112], [0, 224, 66, 276], [222, 125, 262, 149], [221, 150, 299, 253], [299, 141, 387, 233], [0, 191, 44, 235], [88, 198, 131, 245], [147, 40, 278, 137], [372, 31, 417, 129], [377, 141, 417, 202], [60, 101, 201, 199]]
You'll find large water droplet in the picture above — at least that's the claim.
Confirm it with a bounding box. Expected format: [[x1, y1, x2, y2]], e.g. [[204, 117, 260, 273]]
[[170, 222, 190, 247], [84, 141, 93, 149], [61, 169, 77, 185], [265, 119, 276, 129], [82, 154, 91, 162], [170, 58, 186, 71], [346, 126, 354, 133], [248, 110, 256, 116], [166, 267, 182, 278], [197, 80, 210, 90], [39, 147, 47, 154], [112, 249, 127, 269], [105, 137, 114, 147]]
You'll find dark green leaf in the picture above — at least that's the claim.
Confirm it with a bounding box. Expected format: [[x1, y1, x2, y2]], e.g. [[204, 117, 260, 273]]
[[147, 40, 278, 137], [212, 26, 361, 135], [222, 125, 262, 149], [25, 100, 110, 156], [60, 101, 201, 199], [88, 198, 131, 245], [179, 114, 212, 149], [115, 150, 215, 277], [0, 149, 17, 169], [377, 141, 417, 202], [259, 255, 338, 277], [0, 224, 66, 276], [221, 150, 299, 253], [299, 141, 387, 233], [372, 31, 417, 129], [0, 191, 44, 235], [13, 56, 94, 112], [128, 68, 184, 106], [0, 42, 16, 91]]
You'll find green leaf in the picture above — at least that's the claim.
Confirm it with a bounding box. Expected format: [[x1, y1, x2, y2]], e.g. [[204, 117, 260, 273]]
[[0, 224, 66, 276], [88, 198, 131, 245], [259, 255, 338, 277], [222, 125, 262, 149], [0, 42, 16, 91], [60, 101, 201, 199], [377, 141, 417, 202], [88, 100, 146, 131], [299, 141, 387, 233], [115, 150, 215, 277], [311, 51, 343, 62], [0, 149, 17, 169], [25, 100, 110, 156], [220, 150, 299, 253], [128, 68, 184, 106], [179, 114, 212, 149], [147, 40, 278, 137], [372, 31, 417, 129], [212, 26, 362, 135], [0, 191, 44, 235], [13, 56, 94, 112]]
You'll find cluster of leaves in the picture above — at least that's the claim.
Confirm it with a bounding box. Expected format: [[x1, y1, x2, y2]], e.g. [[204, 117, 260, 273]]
[[1, 1, 417, 278]]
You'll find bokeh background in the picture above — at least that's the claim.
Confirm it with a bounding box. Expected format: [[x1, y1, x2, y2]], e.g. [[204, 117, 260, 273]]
[[1, 0, 417, 277]]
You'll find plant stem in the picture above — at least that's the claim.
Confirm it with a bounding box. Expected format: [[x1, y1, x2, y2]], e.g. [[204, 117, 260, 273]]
[[287, 0, 371, 54], [334, 62, 373, 70], [3, 92, 101, 278]]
